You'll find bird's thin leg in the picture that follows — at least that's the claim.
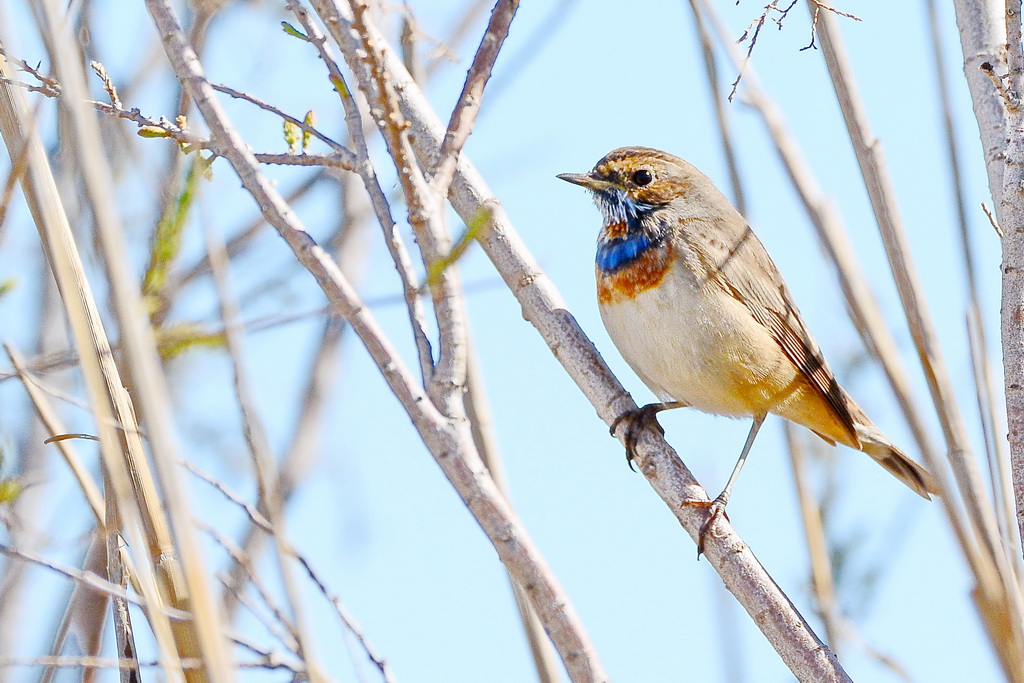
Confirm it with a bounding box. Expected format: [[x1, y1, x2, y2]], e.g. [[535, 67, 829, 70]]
[[611, 401, 687, 470], [694, 413, 766, 557]]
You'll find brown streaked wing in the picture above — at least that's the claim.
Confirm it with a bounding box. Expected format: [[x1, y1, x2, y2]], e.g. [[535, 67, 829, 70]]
[[702, 222, 860, 446]]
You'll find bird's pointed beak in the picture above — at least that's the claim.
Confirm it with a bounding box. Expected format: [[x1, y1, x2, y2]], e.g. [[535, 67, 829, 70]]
[[557, 172, 616, 192]]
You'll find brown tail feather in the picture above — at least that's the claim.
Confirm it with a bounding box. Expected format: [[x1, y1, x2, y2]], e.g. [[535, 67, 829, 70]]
[[832, 397, 936, 499], [856, 426, 937, 499]]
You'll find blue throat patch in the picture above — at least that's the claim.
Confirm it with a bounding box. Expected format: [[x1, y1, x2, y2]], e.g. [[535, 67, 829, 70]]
[[596, 233, 653, 273]]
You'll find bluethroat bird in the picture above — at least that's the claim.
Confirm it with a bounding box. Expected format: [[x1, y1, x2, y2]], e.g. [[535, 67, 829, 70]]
[[558, 147, 936, 553]]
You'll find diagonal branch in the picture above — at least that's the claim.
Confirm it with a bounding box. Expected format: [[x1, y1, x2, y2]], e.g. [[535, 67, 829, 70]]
[[429, 0, 518, 199], [142, 1, 607, 679], [310, 3, 852, 680]]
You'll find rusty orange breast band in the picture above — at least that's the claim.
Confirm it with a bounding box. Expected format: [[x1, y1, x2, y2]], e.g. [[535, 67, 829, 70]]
[[597, 242, 673, 304]]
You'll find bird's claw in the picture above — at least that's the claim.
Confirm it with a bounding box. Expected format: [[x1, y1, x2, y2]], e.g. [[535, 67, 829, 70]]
[[610, 404, 666, 471], [684, 495, 730, 560]]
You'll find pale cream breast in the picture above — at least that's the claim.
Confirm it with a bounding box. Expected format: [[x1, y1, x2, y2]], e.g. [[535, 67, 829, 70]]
[[598, 260, 799, 417]]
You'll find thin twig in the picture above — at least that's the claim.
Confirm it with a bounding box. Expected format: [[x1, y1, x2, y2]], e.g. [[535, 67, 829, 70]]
[[211, 82, 351, 155], [785, 423, 842, 652], [729, 1, 780, 101], [429, 0, 519, 198], [0, 543, 154, 612], [90, 60, 122, 108], [0, 656, 301, 672], [425, 1, 490, 78], [982, 202, 1004, 237], [4, 343, 106, 525], [201, 525, 302, 655], [294, 554, 396, 683], [3, 65, 357, 170], [0, 52, 60, 96], [206, 205, 332, 680], [687, 0, 747, 215], [728, 0, 860, 99], [190, 423, 396, 682], [347, 0, 473, 419], [184, 461, 272, 532], [285, 0, 434, 378]]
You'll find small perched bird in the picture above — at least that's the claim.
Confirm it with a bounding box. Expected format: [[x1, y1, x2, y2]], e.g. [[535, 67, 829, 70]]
[[558, 147, 935, 552]]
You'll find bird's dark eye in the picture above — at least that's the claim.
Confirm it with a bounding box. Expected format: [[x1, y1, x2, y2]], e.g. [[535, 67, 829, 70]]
[[632, 169, 653, 186]]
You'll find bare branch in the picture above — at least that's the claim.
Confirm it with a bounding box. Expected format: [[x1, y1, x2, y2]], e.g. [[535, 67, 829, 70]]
[[0, 543, 151, 612], [211, 82, 351, 156], [201, 525, 302, 655], [1005, 0, 1024, 105], [311, 4, 853, 679], [143, 1, 608, 679], [294, 554, 396, 683], [345, 0, 474, 427], [729, 0, 860, 98], [0, 51, 60, 96], [284, 0, 434, 378], [90, 60, 121, 108], [687, 0, 747, 215], [429, 0, 519, 198], [0, 655, 303, 673], [3, 59, 357, 172]]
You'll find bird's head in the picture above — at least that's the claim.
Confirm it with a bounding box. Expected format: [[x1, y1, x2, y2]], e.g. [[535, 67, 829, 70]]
[[557, 147, 697, 226]]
